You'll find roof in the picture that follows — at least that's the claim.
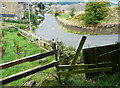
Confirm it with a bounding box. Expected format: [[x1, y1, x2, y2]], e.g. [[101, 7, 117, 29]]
[[0, 14, 17, 17], [51, 3, 86, 11]]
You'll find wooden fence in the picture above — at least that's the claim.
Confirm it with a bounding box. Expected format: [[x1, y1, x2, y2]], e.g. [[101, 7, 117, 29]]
[[56, 37, 119, 80], [0, 50, 59, 85], [11, 26, 52, 52], [83, 43, 120, 78], [1, 30, 119, 85]]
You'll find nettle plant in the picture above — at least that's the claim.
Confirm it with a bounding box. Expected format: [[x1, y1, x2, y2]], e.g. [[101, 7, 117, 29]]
[[14, 40, 22, 59]]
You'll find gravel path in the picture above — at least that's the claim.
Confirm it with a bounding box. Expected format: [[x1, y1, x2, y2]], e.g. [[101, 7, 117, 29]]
[[35, 14, 118, 49]]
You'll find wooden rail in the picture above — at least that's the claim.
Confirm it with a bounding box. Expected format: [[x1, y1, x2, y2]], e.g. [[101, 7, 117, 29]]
[[58, 67, 112, 75], [0, 61, 59, 85], [10, 26, 51, 51], [0, 50, 58, 70], [97, 49, 120, 58]]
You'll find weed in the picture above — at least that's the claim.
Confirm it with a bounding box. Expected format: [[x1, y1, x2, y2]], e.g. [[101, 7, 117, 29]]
[[14, 40, 22, 59]]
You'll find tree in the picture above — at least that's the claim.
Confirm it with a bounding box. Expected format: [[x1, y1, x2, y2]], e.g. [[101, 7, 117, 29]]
[[70, 8, 76, 17], [24, 11, 39, 25], [38, 2, 45, 10], [84, 0, 109, 26]]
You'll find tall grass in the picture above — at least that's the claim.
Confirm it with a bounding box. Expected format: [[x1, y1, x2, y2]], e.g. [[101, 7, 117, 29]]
[[1, 29, 54, 86]]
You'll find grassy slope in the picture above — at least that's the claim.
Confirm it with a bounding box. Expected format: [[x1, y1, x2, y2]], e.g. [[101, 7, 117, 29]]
[[99, 6, 119, 24], [58, 6, 119, 26], [1, 29, 55, 86]]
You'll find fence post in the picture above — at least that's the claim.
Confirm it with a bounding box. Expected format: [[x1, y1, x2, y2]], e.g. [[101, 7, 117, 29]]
[[51, 40, 61, 82], [71, 36, 87, 65], [65, 36, 87, 80], [118, 43, 120, 71]]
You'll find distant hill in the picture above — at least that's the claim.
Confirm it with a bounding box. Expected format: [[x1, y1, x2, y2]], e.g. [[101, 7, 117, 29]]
[[110, 2, 118, 6], [57, 2, 85, 5]]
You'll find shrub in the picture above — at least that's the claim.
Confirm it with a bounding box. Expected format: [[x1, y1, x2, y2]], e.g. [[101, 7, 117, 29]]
[[84, 1, 110, 26], [55, 12, 60, 17], [4, 19, 23, 24], [23, 20, 29, 24], [69, 8, 76, 17], [14, 24, 27, 29], [74, 14, 84, 21], [24, 11, 39, 25]]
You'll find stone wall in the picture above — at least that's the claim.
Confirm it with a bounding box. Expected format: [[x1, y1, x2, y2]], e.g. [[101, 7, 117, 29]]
[[57, 19, 119, 35]]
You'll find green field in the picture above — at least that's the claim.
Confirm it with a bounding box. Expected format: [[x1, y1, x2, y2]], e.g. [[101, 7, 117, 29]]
[[58, 13, 70, 19], [0, 28, 55, 86]]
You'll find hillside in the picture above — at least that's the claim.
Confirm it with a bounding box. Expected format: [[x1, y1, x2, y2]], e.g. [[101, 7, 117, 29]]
[[57, 5, 119, 26], [99, 6, 119, 25]]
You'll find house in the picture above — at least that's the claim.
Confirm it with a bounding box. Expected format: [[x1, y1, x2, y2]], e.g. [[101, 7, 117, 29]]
[[50, 3, 86, 14], [0, 14, 17, 20], [0, 1, 35, 20]]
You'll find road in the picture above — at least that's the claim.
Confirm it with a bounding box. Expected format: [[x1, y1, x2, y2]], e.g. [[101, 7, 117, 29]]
[[35, 14, 118, 49]]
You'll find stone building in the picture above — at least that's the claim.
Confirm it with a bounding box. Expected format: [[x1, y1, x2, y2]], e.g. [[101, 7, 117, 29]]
[[0, 1, 35, 20]]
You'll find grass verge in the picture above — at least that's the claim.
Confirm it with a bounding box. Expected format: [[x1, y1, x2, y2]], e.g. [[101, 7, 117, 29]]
[[61, 25, 97, 35]]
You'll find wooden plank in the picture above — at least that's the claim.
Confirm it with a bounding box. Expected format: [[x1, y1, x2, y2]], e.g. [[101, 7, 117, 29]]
[[83, 48, 97, 64], [58, 67, 112, 75], [13, 26, 51, 51], [13, 26, 31, 36], [0, 61, 59, 85], [13, 26, 51, 46], [29, 50, 58, 62], [57, 64, 96, 70], [57, 62, 111, 70], [39, 47, 49, 52], [97, 49, 120, 63], [71, 36, 87, 65], [83, 43, 119, 78], [0, 57, 29, 70], [30, 33, 50, 46], [96, 43, 119, 56], [83, 44, 119, 64], [65, 36, 87, 80], [0, 50, 58, 69], [19, 32, 29, 40]]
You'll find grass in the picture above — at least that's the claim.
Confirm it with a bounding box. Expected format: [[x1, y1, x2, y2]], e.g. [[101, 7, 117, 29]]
[[0, 22, 38, 31], [0, 22, 28, 27], [58, 13, 70, 19], [99, 6, 119, 24], [0, 28, 55, 86], [61, 26, 97, 35], [41, 72, 120, 87]]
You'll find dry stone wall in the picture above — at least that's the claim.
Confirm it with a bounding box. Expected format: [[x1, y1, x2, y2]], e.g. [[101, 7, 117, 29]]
[[57, 19, 119, 35]]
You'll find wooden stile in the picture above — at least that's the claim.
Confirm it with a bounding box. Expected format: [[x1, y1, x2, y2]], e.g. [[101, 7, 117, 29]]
[[65, 36, 87, 80]]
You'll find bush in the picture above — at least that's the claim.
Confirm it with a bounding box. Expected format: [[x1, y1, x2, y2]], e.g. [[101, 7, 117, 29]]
[[70, 8, 76, 17], [74, 14, 84, 21], [24, 11, 39, 25], [84, 1, 110, 26], [23, 20, 29, 24], [14, 24, 27, 29], [1, 28, 17, 32], [4, 19, 23, 24], [55, 12, 60, 17]]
